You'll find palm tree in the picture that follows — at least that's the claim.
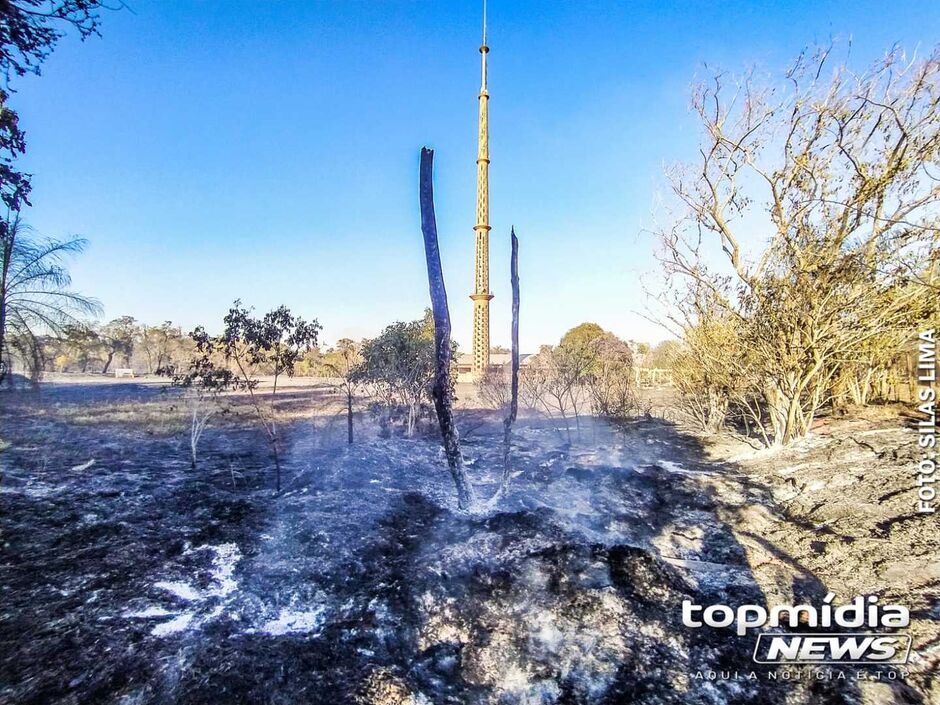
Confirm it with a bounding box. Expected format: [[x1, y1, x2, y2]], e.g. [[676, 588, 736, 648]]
[[0, 214, 101, 385]]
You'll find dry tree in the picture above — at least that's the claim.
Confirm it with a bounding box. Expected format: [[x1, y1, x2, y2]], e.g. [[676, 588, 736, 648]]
[[656, 45, 940, 444]]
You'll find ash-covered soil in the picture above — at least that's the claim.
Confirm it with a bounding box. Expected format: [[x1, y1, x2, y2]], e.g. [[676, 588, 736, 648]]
[[712, 409, 940, 703], [0, 383, 931, 704]]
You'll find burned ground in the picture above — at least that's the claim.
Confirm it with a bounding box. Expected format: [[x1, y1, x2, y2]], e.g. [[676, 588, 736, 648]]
[[0, 381, 932, 704]]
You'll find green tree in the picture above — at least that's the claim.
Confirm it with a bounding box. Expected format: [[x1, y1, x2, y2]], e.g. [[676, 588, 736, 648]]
[[138, 321, 184, 374], [559, 322, 605, 356], [174, 302, 320, 491], [60, 323, 103, 372], [587, 333, 637, 421], [557, 322, 614, 382], [321, 338, 363, 444], [644, 340, 680, 370], [99, 315, 138, 374], [355, 313, 438, 437], [219, 301, 320, 490]]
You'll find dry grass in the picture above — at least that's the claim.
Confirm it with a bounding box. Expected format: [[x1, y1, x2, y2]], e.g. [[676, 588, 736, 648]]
[[38, 378, 353, 436]]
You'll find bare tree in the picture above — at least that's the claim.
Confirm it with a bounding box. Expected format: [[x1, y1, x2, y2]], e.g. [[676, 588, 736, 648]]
[[520, 325, 633, 442], [478, 367, 511, 410], [587, 333, 638, 423], [658, 46, 940, 444], [419, 147, 475, 510], [519, 345, 587, 443]]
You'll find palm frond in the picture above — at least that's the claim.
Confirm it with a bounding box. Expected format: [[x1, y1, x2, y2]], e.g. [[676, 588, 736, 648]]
[[6, 237, 90, 290], [2, 217, 100, 381]]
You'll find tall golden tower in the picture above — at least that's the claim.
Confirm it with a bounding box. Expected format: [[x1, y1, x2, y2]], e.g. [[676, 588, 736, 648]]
[[470, 0, 493, 376]]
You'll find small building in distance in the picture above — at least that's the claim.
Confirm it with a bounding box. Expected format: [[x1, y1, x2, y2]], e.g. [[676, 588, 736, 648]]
[[456, 351, 534, 384]]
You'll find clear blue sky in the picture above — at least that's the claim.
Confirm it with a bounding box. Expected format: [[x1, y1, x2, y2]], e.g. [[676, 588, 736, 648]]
[[13, 0, 940, 350]]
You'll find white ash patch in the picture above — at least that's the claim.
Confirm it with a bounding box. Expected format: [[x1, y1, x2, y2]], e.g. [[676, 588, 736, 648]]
[[154, 581, 201, 602], [152, 612, 195, 636], [124, 606, 174, 619], [656, 460, 689, 475], [22, 482, 56, 498], [650, 459, 718, 477], [122, 542, 243, 638], [205, 542, 240, 597], [259, 606, 326, 636]]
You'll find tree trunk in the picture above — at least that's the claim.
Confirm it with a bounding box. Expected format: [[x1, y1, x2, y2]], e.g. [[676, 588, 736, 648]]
[[273, 439, 281, 493], [190, 403, 198, 469], [558, 405, 572, 444], [406, 401, 416, 437], [764, 383, 788, 445], [0, 230, 13, 386], [419, 147, 476, 510], [501, 228, 520, 488], [102, 351, 114, 375], [0, 301, 6, 386], [572, 396, 582, 439], [347, 388, 354, 444], [765, 381, 813, 446]]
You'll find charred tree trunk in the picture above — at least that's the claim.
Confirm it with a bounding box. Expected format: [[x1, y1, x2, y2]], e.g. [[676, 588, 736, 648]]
[[501, 227, 520, 488], [419, 147, 476, 510], [273, 437, 281, 493], [347, 388, 354, 444]]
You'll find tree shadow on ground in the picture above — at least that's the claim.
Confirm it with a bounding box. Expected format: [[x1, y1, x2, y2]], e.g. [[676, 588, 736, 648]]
[[442, 410, 906, 704]]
